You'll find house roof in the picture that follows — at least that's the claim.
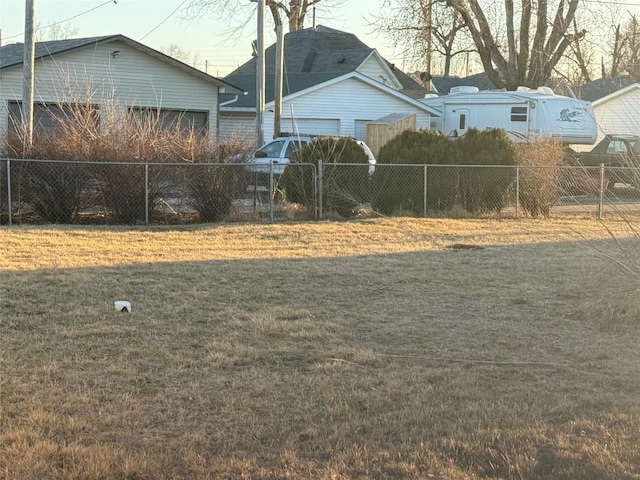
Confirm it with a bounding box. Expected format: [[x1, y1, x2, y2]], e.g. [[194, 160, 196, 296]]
[[592, 82, 640, 106], [576, 75, 635, 102], [222, 25, 428, 108], [0, 35, 243, 94]]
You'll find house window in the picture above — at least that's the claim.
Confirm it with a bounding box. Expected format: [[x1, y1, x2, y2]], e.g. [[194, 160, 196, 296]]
[[8, 101, 99, 134], [128, 107, 208, 133], [511, 106, 528, 122]]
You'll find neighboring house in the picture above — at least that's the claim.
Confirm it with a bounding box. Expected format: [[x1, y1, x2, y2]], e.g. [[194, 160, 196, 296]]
[[219, 26, 438, 142], [587, 82, 640, 140], [0, 35, 242, 146], [568, 78, 640, 150]]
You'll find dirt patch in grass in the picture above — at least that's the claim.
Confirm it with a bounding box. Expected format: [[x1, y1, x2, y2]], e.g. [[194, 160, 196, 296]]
[[1, 217, 640, 479]]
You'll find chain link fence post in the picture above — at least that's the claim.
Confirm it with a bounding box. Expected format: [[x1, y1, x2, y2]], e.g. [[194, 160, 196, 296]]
[[515, 165, 520, 219], [144, 163, 149, 226], [6, 159, 12, 226], [423, 164, 428, 218], [269, 160, 274, 223], [318, 159, 323, 220], [598, 163, 605, 220]]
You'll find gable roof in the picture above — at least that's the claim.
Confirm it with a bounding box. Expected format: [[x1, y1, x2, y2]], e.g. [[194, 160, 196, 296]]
[[576, 75, 635, 102], [0, 35, 243, 94], [223, 25, 428, 108]]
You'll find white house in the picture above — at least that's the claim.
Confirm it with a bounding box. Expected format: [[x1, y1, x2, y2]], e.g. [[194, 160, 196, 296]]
[[219, 26, 438, 143], [0, 35, 242, 146], [590, 83, 640, 141]]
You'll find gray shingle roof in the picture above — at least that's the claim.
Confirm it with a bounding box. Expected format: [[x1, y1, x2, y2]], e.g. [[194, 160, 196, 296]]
[[1, 36, 116, 69], [223, 26, 428, 108], [576, 76, 635, 102]]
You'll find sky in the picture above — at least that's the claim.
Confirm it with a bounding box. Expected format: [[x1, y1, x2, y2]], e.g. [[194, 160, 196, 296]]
[[0, 0, 402, 77]]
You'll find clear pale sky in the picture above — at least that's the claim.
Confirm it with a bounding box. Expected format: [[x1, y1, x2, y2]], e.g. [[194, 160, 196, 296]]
[[0, 0, 403, 77]]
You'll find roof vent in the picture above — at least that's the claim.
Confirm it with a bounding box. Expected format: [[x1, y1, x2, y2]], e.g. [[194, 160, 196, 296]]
[[536, 86, 555, 95], [450, 86, 479, 94]]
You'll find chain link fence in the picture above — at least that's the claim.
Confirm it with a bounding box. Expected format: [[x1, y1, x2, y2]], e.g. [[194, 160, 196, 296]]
[[2, 158, 639, 225]]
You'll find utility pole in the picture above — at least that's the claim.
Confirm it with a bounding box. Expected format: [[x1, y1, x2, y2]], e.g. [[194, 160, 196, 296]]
[[273, 19, 284, 138], [23, 0, 36, 149], [424, 0, 432, 92], [255, 0, 265, 147]]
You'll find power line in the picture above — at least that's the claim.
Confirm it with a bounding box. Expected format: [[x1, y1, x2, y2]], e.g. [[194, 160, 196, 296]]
[[583, 0, 640, 5], [139, 0, 189, 41], [2, 0, 118, 41]]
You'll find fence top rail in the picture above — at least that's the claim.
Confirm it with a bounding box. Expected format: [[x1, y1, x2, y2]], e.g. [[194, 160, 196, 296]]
[[3, 157, 638, 172], [1, 158, 317, 168]]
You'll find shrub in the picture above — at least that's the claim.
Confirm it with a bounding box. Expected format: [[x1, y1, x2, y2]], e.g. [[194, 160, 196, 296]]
[[515, 140, 563, 217], [184, 142, 251, 223], [5, 102, 256, 224], [281, 137, 370, 218], [457, 129, 516, 214], [0, 159, 9, 224], [372, 130, 458, 215], [7, 130, 89, 224]]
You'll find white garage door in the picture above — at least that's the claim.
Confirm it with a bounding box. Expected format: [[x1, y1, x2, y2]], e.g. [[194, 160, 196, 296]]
[[281, 118, 340, 136]]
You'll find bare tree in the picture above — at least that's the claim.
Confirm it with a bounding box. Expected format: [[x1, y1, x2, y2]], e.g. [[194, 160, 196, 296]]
[[184, 0, 329, 33], [447, 0, 585, 89], [36, 22, 79, 41], [375, 0, 475, 76], [160, 44, 201, 68], [560, 11, 640, 85], [563, 18, 595, 84], [617, 14, 640, 80]]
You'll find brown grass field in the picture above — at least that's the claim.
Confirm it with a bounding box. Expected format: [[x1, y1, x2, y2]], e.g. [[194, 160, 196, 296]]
[[1, 216, 640, 479]]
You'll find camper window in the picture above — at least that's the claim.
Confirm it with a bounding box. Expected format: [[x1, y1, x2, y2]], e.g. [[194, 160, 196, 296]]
[[459, 114, 466, 130], [511, 106, 528, 122]]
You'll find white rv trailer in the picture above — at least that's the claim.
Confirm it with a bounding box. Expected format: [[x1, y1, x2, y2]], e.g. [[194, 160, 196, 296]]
[[421, 86, 597, 145]]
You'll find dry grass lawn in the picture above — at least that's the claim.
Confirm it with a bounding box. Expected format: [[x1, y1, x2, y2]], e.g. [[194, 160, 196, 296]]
[[1, 216, 640, 479]]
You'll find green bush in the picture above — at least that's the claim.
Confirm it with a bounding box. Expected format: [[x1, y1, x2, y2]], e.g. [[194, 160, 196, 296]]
[[372, 130, 458, 215], [457, 129, 516, 214], [281, 137, 370, 218]]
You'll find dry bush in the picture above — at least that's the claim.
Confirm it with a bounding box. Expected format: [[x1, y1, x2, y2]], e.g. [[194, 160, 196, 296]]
[[515, 140, 564, 217], [579, 218, 640, 326], [6, 102, 253, 224]]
